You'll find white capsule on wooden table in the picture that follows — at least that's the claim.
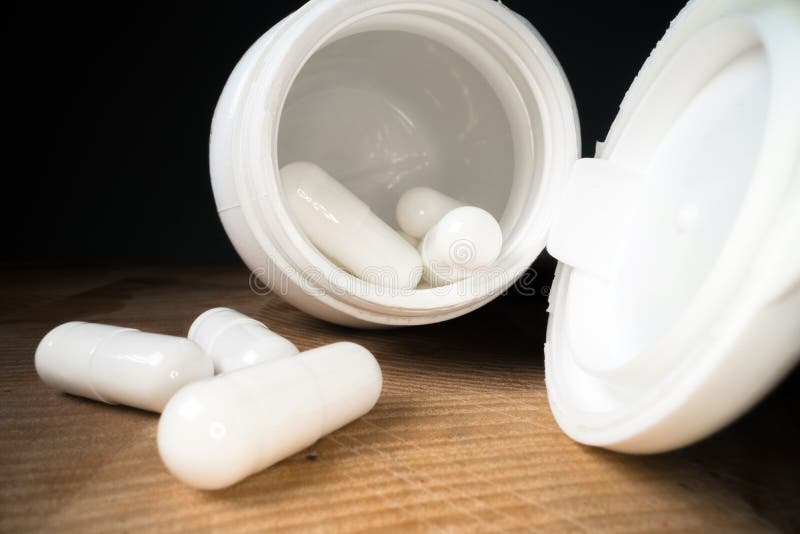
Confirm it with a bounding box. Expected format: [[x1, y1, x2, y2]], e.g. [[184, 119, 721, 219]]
[[158, 341, 382, 490], [188, 307, 298, 373], [35, 321, 214, 413]]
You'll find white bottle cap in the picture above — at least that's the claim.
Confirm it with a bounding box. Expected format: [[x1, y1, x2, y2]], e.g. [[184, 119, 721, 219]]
[[544, 0, 800, 453], [158, 341, 382, 489], [188, 307, 299, 373], [35, 322, 214, 413]]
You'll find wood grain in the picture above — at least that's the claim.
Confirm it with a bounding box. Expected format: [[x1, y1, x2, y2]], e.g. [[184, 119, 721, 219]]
[[1, 264, 798, 532]]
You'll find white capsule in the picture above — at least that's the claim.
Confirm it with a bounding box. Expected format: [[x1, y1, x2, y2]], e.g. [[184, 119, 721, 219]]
[[396, 186, 464, 239], [420, 206, 503, 285], [158, 341, 382, 490], [281, 161, 422, 290], [188, 307, 298, 374], [35, 322, 214, 413]]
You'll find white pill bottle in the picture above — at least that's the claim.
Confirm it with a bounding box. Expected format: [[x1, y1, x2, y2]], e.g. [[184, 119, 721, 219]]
[[210, 0, 800, 452]]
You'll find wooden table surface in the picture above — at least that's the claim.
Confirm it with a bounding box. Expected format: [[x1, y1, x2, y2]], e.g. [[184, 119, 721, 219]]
[[1, 264, 798, 532]]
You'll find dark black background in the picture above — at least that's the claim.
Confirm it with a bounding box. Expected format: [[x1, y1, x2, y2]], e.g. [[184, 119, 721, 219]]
[[6, 1, 685, 264]]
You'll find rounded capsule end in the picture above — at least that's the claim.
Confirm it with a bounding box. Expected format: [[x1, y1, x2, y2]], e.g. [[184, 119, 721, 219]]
[[158, 380, 254, 490]]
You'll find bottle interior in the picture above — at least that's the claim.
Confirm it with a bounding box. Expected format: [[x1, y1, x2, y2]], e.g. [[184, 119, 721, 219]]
[[277, 30, 515, 243]]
